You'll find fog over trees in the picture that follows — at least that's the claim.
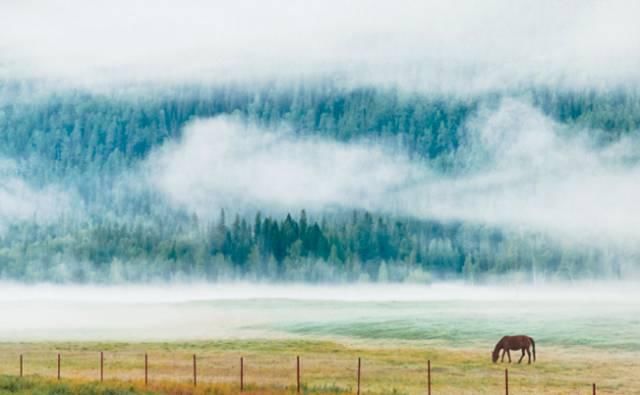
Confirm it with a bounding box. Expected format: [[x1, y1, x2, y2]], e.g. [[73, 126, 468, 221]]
[[0, 82, 638, 283]]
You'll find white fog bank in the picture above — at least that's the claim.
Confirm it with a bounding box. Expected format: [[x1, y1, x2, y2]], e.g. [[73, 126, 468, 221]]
[[1, 282, 638, 342], [0, 159, 77, 233], [146, 100, 640, 247], [4, 282, 639, 304], [1, 1, 639, 92]]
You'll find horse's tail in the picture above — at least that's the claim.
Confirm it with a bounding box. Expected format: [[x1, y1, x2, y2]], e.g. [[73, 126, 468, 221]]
[[530, 337, 536, 362]]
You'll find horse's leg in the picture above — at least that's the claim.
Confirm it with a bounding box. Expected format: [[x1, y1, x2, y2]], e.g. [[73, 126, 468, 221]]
[[518, 349, 525, 364], [507, 350, 512, 363], [526, 347, 531, 364], [501, 349, 506, 362]]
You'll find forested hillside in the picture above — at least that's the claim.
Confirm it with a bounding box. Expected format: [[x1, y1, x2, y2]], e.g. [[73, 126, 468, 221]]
[[3, 84, 640, 179], [0, 81, 638, 282]]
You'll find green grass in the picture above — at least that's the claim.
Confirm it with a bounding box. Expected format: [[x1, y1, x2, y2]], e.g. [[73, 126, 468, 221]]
[[0, 375, 153, 395]]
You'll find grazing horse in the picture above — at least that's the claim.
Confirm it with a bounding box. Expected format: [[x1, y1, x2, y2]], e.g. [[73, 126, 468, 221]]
[[492, 335, 536, 364]]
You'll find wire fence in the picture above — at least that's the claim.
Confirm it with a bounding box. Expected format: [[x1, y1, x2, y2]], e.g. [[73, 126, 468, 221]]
[[0, 350, 602, 394]]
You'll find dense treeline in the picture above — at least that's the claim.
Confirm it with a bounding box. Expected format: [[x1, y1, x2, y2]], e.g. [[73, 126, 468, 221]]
[[0, 209, 630, 283], [0, 81, 639, 282]]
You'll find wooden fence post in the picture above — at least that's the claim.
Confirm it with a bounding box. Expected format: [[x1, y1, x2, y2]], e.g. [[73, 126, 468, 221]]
[[19, 354, 23, 377], [296, 355, 301, 393], [144, 353, 148, 386], [240, 356, 244, 392], [57, 353, 61, 380], [427, 360, 431, 395], [505, 368, 508, 395], [100, 352, 104, 382], [593, 383, 596, 395], [193, 354, 197, 386], [240, 357, 244, 392], [357, 357, 361, 395]]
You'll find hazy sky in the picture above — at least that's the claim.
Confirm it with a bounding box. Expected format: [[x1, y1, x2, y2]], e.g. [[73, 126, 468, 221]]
[[1, 0, 638, 91]]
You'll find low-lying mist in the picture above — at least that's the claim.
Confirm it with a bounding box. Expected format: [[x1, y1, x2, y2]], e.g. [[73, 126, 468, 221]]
[[147, 98, 640, 249], [3, 281, 637, 303], [0, 159, 77, 234], [1, 282, 638, 343]]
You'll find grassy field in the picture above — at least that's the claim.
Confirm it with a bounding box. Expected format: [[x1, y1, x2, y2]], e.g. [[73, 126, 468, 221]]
[[0, 340, 637, 394], [2, 284, 639, 394]]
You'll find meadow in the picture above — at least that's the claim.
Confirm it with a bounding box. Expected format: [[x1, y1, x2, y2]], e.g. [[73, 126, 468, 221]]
[[1, 283, 638, 394]]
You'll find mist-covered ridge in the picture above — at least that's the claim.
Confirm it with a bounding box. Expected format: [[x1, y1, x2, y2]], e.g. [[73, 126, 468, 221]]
[[0, 83, 639, 283]]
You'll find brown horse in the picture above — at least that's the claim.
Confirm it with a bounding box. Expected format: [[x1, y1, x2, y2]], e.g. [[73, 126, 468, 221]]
[[492, 335, 536, 364]]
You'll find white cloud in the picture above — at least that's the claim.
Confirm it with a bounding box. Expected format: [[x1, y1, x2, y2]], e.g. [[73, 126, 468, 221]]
[[0, 0, 638, 92]]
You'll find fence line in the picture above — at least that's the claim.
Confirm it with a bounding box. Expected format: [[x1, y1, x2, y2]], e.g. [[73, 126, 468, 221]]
[[4, 352, 600, 394]]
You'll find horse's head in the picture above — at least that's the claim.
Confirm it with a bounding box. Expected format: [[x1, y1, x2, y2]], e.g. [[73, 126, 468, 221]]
[[491, 339, 503, 363]]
